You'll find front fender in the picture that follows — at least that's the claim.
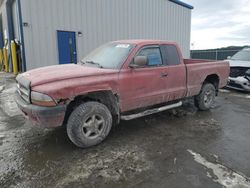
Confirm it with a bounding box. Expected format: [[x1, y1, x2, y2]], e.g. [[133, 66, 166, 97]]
[[31, 73, 119, 101]]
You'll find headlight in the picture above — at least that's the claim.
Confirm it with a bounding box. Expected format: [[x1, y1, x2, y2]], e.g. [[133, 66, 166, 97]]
[[31, 91, 56, 107]]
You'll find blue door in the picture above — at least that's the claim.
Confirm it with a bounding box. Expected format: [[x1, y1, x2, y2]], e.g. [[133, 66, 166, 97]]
[[57, 31, 77, 64]]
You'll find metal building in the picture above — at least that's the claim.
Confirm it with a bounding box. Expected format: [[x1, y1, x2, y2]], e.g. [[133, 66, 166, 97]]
[[0, 0, 193, 71]]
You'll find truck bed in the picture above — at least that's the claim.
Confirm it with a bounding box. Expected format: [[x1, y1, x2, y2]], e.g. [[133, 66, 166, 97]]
[[184, 59, 230, 97]]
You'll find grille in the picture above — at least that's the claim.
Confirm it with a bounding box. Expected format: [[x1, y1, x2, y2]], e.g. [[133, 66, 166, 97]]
[[230, 67, 248, 78], [17, 82, 30, 103]]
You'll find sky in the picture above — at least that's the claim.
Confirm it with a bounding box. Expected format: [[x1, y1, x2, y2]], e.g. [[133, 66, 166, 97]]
[[184, 0, 250, 50]]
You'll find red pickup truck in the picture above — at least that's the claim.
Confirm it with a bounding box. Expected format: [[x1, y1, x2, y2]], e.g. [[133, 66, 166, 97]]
[[16, 40, 229, 148]]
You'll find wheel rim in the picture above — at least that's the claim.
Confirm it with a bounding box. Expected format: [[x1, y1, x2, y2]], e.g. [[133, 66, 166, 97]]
[[82, 115, 105, 139], [204, 90, 215, 106]]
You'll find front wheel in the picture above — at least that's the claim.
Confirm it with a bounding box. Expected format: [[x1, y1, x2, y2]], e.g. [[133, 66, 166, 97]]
[[195, 83, 216, 111], [67, 102, 112, 148]]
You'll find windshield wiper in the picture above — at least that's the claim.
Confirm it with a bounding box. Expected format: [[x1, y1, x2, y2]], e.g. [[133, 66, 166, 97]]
[[81, 60, 103, 68]]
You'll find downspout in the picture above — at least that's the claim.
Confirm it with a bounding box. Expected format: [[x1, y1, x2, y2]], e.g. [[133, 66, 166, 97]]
[[6, 0, 14, 71], [17, 0, 26, 71]]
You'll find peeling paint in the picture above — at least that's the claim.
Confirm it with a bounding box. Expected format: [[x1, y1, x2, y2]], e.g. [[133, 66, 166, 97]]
[[188, 150, 250, 188]]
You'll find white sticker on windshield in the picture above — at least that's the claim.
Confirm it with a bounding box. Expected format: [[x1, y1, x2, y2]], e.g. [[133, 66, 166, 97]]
[[116, 44, 130, 48]]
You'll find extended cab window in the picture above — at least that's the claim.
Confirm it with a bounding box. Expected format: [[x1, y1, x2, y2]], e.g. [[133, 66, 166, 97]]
[[161, 45, 181, 66], [137, 47, 163, 66]]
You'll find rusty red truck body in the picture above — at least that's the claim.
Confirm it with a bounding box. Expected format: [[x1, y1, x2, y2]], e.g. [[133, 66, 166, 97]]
[[16, 40, 230, 148]]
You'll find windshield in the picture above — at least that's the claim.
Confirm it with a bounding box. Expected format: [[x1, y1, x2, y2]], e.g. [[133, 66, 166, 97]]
[[81, 43, 135, 69], [231, 49, 250, 61]]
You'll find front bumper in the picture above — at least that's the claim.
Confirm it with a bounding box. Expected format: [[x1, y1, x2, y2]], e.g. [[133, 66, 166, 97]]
[[227, 77, 250, 92], [15, 93, 67, 128]]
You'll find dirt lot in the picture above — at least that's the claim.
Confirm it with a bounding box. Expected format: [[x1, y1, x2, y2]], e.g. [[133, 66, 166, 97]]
[[1, 73, 250, 188]]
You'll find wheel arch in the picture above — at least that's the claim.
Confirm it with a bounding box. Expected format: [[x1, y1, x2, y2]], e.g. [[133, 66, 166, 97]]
[[203, 74, 220, 94], [63, 90, 120, 126]]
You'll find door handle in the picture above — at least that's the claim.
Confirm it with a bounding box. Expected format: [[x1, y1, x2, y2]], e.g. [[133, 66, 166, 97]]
[[161, 73, 168, 78]]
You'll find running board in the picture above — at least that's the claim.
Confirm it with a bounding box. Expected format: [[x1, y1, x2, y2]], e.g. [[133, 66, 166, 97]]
[[121, 101, 183, 121]]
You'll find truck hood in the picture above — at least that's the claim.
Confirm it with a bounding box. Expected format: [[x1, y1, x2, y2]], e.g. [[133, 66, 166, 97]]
[[229, 60, 250, 68], [20, 64, 118, 87]]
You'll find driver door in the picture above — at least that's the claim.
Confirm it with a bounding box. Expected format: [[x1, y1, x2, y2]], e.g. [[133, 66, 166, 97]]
[[119, 45, 169, 112]]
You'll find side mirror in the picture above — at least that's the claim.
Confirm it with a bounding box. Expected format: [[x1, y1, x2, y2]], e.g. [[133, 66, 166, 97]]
[[227, 56, 231, 59], [130, 56, 148, 68]]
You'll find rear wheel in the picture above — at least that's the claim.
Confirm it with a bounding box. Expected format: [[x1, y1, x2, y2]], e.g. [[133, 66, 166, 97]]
[[67, 102, 112, 148], [195, 83, 216, 111]]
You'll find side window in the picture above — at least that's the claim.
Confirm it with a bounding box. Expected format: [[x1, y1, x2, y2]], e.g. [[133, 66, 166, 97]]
[[161, 45, 181, 66], [137, 47, 163, 66]]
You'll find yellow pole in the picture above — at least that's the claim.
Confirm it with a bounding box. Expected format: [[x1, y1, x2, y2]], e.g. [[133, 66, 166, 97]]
[[11, 41, 18, 75], [3, 47, 8, 72], [0, 49, 3, 71]]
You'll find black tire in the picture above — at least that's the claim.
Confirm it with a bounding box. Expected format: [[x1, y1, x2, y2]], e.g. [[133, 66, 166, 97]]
[[195, 83, 216, 111], [67, 102, 112, 148]]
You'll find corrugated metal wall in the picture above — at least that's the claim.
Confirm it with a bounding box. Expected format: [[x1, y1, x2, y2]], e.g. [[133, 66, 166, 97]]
[[20, 0, 191, 70]]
